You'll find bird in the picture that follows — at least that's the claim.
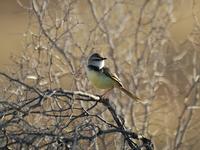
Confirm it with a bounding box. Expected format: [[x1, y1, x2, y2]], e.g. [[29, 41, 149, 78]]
[[86, 53, 140, 101]]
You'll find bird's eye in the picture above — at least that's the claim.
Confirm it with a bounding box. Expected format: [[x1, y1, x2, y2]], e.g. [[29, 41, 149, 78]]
[[92, 58, 102, 61]]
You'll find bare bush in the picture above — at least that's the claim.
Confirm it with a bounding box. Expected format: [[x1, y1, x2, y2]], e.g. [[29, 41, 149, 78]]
[[0, 0, 199, 149]]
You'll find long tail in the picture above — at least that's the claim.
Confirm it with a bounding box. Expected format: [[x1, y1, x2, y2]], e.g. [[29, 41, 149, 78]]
[[119, 87, 141, 102]]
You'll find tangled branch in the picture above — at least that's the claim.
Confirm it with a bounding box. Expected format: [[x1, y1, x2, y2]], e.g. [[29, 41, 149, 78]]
[[0, 72, 153, 149]]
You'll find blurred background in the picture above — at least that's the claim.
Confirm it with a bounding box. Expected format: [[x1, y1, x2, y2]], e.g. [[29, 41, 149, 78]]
[[0, 0, 199, 69], [0, 0, 200, 149]]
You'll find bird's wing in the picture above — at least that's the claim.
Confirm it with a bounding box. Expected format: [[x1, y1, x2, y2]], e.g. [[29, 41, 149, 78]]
[[102, 67, 123, 87], [102, 67, 141, 101]]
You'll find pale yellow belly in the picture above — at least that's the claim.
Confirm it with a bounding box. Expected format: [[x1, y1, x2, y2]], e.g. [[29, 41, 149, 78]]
[[86, 69, 114, 89]]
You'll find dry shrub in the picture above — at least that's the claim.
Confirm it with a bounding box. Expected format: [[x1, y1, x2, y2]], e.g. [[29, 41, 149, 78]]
[[0, 0, 199, 149]]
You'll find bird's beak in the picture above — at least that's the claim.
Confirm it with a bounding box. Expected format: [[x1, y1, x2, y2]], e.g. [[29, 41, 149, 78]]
[[102, 57, 107, 60]]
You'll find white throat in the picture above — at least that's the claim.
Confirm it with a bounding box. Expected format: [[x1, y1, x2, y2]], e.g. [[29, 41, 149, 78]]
[[88, 60, 105, 69]]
